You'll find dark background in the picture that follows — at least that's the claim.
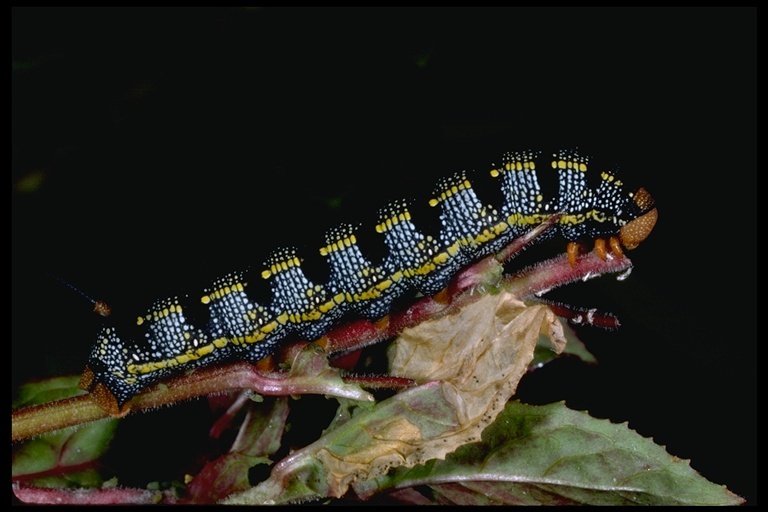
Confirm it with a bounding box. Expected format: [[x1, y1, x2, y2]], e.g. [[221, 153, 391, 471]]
[[12, 7, 755, 505]]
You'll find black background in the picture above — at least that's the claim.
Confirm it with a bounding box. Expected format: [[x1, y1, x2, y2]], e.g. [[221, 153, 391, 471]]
[[12, 7, 755, 505]]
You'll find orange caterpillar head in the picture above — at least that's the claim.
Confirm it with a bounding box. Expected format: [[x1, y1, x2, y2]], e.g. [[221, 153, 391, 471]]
[[619, 188, 658, 250]]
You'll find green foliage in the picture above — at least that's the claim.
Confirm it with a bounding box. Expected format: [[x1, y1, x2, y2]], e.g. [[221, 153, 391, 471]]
[[364, 401, 743, 506], [11, 253, 745, 505], [12, 377, 118, 489]]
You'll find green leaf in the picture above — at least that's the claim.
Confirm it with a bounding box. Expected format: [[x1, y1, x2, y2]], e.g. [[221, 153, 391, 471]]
[[531, 318, 597, 369], [13, 376, 86, 408], [222, 381, 456, 505], [186, 452, 270, 504], [361, 400, 745, 506], [555, 318, 597, 364], [13, 377, 118, 487], [231, 397, 290, 457], [12, 421, 118, 484]]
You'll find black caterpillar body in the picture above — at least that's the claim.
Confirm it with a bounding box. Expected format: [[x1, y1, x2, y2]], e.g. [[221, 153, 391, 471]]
[[80, 149, 658, 407]]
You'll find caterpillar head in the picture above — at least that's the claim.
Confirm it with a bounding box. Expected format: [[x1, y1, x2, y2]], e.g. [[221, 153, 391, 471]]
[[619, 188, 658, 250]]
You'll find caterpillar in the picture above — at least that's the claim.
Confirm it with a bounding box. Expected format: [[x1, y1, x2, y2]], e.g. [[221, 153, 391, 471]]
[[78, 148, 658, 409]]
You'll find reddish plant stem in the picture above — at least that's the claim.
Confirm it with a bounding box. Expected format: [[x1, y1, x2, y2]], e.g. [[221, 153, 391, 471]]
[[13, 482, 179, 505]]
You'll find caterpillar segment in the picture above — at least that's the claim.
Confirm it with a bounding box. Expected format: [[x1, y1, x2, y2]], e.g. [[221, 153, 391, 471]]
[[320, 223, 391, 321], [375, 199, 442, 296], [425, 170, 505, 293], [200, 272, 278, 363], [80, 148, 657, 408]]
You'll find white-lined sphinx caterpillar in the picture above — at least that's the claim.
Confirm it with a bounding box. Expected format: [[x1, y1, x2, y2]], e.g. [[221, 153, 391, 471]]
[[79, 148, 657, 408]]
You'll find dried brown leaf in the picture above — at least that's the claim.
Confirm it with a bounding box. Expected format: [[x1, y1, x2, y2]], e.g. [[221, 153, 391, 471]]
[[390, 291, 566, 426]]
